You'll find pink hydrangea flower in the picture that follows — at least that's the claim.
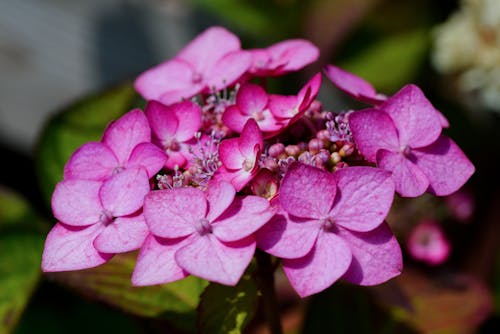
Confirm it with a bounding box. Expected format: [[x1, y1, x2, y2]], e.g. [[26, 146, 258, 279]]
[[407, 220, 450, 266], [265, 73, 322, 137], [132, 181, 274, 286], [349, 84, 475, 197], [145, 100, 201, 169], [257, 163, 401, 297], [64, 109, 166, 181], [215, 119, 263, 191], [222, 83, 283, 133], [248, 39, 319, 77], [42, 168, 151, 271], [135, 26, 251, 105]]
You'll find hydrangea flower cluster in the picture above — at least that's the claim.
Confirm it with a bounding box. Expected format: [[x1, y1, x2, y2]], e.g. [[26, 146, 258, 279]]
[[42, 26, 474, 297]]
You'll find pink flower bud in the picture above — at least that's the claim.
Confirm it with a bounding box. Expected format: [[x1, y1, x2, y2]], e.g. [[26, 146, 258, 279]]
[[268, 143, 285, 158], [308, 138, 323, 154], [285, 145, 301, 157]]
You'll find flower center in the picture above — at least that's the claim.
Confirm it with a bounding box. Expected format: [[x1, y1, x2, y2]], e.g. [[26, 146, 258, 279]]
[[320, 216, 338, 232], [165, 139, 181, 152], [251, 110, 265, 122], [192, 72, 203, 84], [402, 145, 412, 157], [194, 218, 212, 235], [112, 166, 125, 175], [99, 210, 114, 226]]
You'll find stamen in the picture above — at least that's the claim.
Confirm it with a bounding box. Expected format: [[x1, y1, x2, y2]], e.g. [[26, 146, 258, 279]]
[[99, 210, 113, 225], [194, 218, 212, 235], [320, 216, 337, 232]]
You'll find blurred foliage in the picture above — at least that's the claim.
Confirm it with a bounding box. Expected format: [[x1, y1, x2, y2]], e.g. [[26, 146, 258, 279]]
[[338, 29, 429, 93], [197, 273, 259, 333], [49, 253, 208, 333], [0, 188, 47, 334]]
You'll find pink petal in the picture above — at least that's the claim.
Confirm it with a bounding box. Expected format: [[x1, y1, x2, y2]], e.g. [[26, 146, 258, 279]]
[[144, 187, 206, 238], [205, 51, 252, 91], [165, 150, 188, 170], [266, 39, 319, 74], [324, 65, 385, 104], [339, 223, 402, 285], [212, 195, 273, 242], [268, 95, 298, 119], [100, 168, 150, 216], [256, 211, 320, 259], [102, 109, 151, 164], [297, 73, 322, 113], [206, 181, 236, 222], [248, 48, 273, 74], [134, 59, 196, 103], [436, 109, 449, 128], [239, 119, 263, 159], [219, 138, 245, 170], [93, 214, 149, 253], [145, 100, 179, 141], [175, 234, 255, 286], [170, 101, 202, 142], [381, 84, 442, 148], [212, 166, 253, 192], [283, 231, 352, 297], [132, 234, 190, 286], [280, 163, 336, 219], [159, 85, 203, 106], [221, 105, 250, 133], [63, 142, 117, 181], [377, 149, 429, 197], [413, 135, 475, 196], [348, 109, 399, 162], [329, 167, 394, 232], [52, 179, 103, 226], [177, 26, 242, 74], [236, 83, 268, 116], [41, 222, 110, 272], [127, 142, 166, 178]]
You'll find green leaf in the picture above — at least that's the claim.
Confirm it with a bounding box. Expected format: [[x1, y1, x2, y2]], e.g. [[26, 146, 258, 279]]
[[339, 29, 429, 93], [0, 188, 46, 334], [48, 252, 208, 334], [197, 274, 259, 334], [35, 83, 139, 206]]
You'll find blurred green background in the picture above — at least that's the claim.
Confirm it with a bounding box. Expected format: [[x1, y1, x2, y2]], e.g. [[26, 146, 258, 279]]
[[1, 0, 499, 333]]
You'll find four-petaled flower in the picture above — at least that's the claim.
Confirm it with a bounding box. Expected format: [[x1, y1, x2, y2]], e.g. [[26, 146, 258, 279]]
[[145, 100, 201, 169], [132, 181, 274, 286], [215, 119, 263, 191], [349, 85, 474, 197], [257, 163, 402, 297], [135, 26, 251, 105], [42, 168, 150, 271]]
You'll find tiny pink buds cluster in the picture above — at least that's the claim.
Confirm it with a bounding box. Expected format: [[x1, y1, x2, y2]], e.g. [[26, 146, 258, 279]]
[[41, 26, 475, 297]]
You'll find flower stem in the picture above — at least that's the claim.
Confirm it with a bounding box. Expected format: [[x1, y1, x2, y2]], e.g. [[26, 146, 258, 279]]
[[255, 250, 283, 334]]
